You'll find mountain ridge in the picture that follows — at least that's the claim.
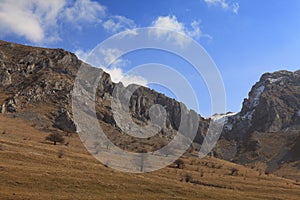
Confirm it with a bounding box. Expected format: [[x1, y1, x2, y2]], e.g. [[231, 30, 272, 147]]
[[214, 69, 300, 179], [0, 40, 299, 179], [0, 40, 208, 153]]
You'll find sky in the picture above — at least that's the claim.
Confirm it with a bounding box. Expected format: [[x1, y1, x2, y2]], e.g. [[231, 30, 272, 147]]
[[0, 0, 300, 117]]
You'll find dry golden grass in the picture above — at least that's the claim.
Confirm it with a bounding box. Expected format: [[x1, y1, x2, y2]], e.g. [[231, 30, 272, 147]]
[[1, 115, 300, 200]]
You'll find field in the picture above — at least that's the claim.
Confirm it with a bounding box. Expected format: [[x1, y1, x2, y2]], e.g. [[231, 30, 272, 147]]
[[1, 115, 300, 200]]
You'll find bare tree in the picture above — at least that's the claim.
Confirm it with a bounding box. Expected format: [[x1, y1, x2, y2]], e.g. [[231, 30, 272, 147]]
[[132, 149, 148, 172], [45, 132, 65, 145]]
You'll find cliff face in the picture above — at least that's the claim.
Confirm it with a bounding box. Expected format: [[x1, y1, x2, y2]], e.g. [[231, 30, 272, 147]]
[[240, 70, 300, 133], [215, 70, 300, 177], [1, 40, 299, 178], [0, 40, 208, 152]]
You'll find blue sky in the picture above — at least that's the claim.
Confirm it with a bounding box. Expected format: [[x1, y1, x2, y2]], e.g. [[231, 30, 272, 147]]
[[0, 0, 299, 117]]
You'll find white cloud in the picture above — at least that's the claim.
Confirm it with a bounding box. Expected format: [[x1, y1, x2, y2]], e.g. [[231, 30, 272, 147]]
[[102, 67, 148, 87], [74, 49, 90, 62], [188, 21, 202, 39], [0, 0, 66, 43], [99, 48, 147, 86], [204, 0, 239, 14], [0, 0, 106, 43], [232, 3, 239, 14], [204, 0, 228, 9], [99, 48, 126, 68], [150, 15, 206, 47], [64, 0, 106, 24], [152, 15, 185, 34], [103, 15, 136, 33], [97, 48, 148, 86], [75, 48, 148, 87]]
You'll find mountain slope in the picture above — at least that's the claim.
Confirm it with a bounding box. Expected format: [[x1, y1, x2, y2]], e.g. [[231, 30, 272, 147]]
[[1, 114, 300, 200], [215, 70, 300, 180], [0, 40, 299, 182], [0, 40, 208, 154]]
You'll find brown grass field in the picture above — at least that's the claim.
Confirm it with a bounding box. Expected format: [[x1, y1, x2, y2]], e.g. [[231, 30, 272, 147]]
[[0, 115, 300, 200]]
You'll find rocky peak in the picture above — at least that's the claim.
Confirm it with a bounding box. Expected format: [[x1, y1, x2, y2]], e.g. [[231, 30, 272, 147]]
[[214, 69, 300, 175], [239, 70, 300, 133], [0, 40, 208, 152]]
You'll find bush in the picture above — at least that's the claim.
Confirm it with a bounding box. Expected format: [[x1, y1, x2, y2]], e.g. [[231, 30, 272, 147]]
[[175, 159, 184, 169], [45, 132, 65, 145], [230, 168, 239, 176], [184, 174, 192, 183]]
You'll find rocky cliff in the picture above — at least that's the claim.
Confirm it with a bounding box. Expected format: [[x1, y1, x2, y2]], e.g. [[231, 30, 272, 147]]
[[215, 70, 300, 178], [1, 40, 299, 178], [0, 40, 208, 152]]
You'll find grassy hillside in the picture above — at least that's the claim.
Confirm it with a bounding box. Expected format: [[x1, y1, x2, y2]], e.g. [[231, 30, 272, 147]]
[[0, 115, 300, 200]]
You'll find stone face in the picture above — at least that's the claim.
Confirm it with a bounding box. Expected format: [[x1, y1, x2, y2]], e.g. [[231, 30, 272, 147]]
[[237, 70, 300, 134], [54, 110, 76, 133], [0, 40, 208, 152], [215, 70, 300, 173], [1, 97, 18, 113], [1, 40, 299, 175]]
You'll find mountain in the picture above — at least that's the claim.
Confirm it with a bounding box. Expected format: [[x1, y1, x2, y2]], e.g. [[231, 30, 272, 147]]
[[0, 40, 208, 153], [0, 40, 299, 179], [1, 40, 300, 199], [214, 70, 300, 180]]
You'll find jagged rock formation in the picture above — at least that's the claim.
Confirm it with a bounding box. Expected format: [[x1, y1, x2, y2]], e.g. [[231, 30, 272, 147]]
[[0, 40, 208, 152], [1, 40, 299, 178], [215, 70, 300, 178]]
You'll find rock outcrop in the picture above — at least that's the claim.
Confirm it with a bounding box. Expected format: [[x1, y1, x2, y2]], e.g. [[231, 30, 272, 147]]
[[1, 40, 299, 178], [0, 40, 208, 152], [214, 70, 300, 177]]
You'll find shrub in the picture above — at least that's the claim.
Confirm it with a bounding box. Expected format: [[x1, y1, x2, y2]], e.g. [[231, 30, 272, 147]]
[[184, 174, 192, 183], [175, 159, 184, 169], [45, 132, 65, 145], [230, 168, 239, 176]]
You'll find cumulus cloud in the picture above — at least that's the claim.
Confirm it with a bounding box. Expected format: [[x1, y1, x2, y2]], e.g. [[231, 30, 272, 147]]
[[75, 47, 147, 87], [0, 0, 107, 43], [232, 3, 239, 14], [102, 67, 148, 87], [204, 0, 239, 14], [97, 48, 147, 86], [74, 49, 90, 62], [0, 0, 66, 43], [64, 0, 106, 26], [99, 48, 126, 68], [151, 15, 206, 47], [204, 0, 228, 9], [103, 15, 136, 33]]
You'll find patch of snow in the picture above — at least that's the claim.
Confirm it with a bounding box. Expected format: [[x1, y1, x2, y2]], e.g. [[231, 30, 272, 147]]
[[224, 112, 238, 117], [210, 114, 226, 124], [267, 77, 282, 84], [224, 123, 233, 131], [209, 112, 238, 129], [240, 85, 265, 123], [252, 85, 265, 107], [241, 110, 254, 121], [210, 112, 237, 123]]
